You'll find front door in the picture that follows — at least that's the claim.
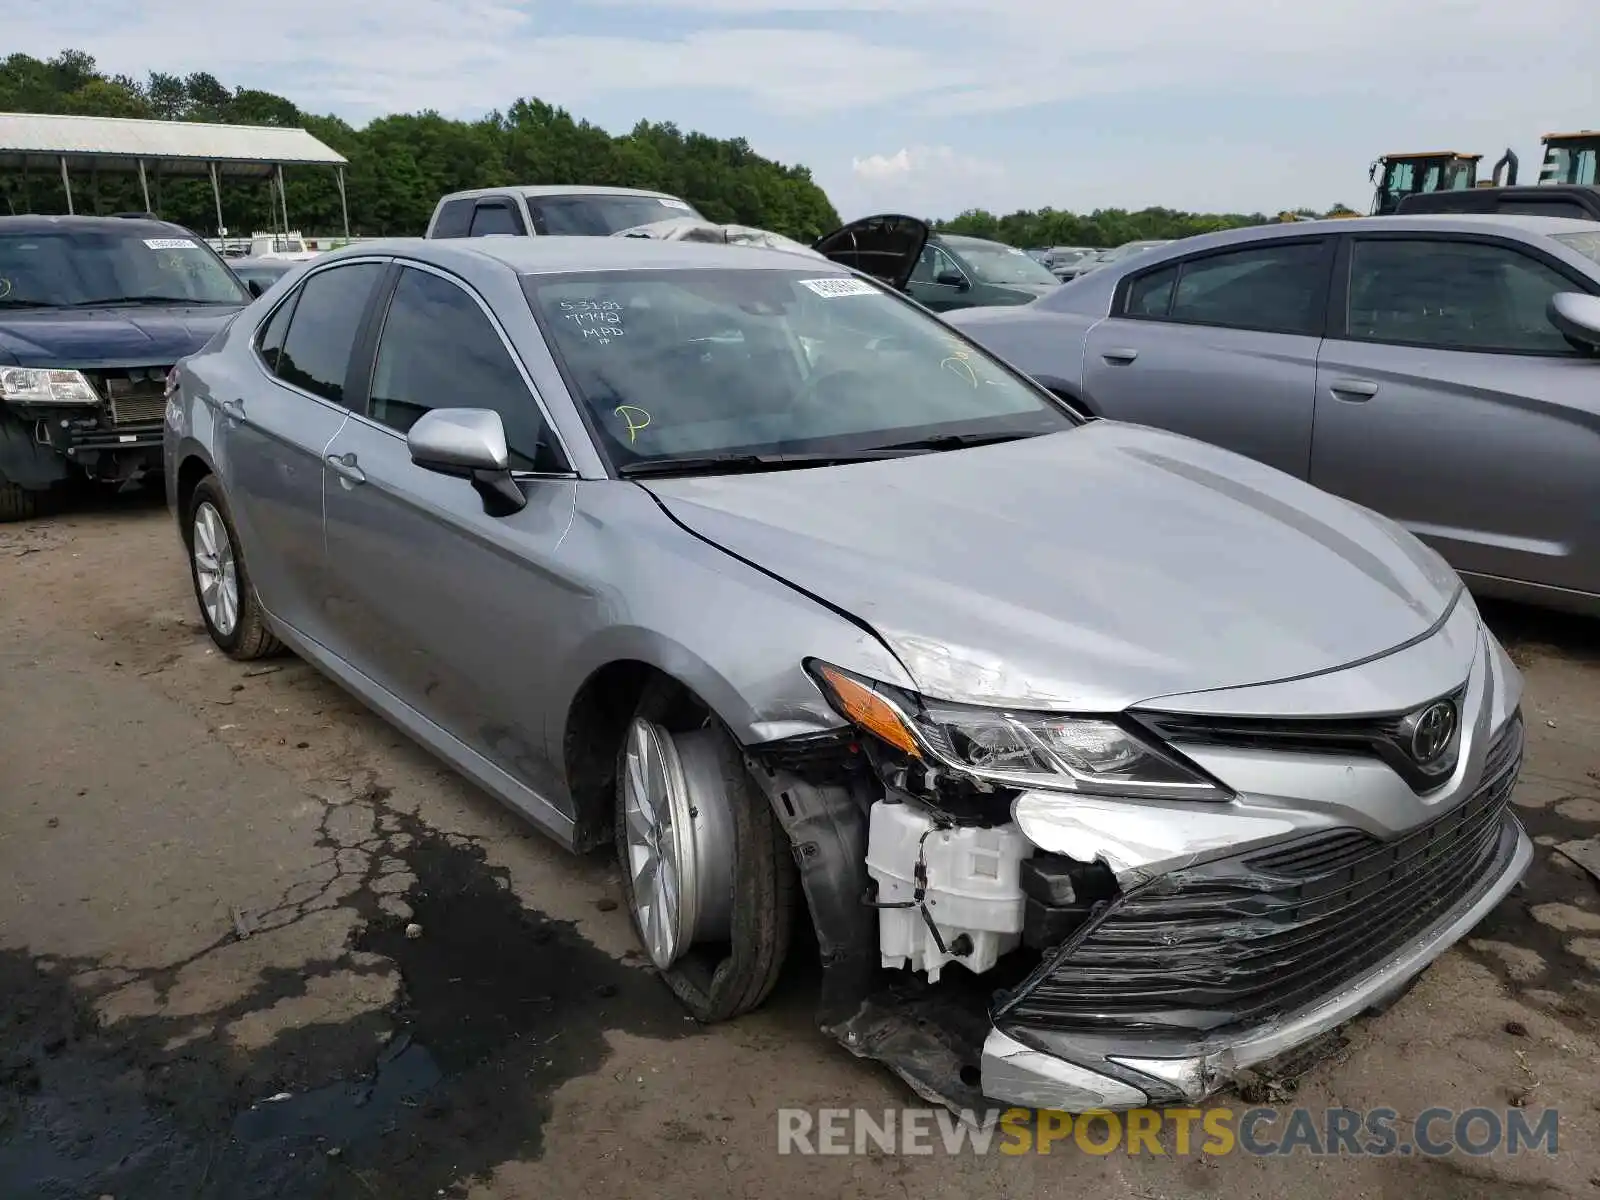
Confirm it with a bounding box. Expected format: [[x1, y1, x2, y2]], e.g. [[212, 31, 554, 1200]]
[[319, 262, 580, 814], [907, 243, 975, 311], [216, 259, 386, 642], [1310, 233, 1600, 596], [1080, 237, 1334, 478]]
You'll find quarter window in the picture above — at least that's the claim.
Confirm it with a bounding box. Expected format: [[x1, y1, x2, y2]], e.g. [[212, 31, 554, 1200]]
[[368, 268, 560, 471], [1346, 239, 1582, 354], [254, 292, 297, 372], [273, 263, 384, 404]]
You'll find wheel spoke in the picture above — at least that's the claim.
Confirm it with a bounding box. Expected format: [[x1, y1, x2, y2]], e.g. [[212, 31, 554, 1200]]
[[633, 847, 657, 891]]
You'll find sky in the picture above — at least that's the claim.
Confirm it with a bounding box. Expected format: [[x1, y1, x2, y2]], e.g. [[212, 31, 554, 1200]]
[[10, 0, 1600, 221]]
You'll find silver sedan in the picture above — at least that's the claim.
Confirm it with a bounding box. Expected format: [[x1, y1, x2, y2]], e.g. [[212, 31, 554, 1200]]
[[165, 235, 1530, 1113], [946, 214, 1600, 615]]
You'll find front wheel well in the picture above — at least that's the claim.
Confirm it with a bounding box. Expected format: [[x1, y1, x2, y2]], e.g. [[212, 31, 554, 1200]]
[[563, 661, 711, 852]]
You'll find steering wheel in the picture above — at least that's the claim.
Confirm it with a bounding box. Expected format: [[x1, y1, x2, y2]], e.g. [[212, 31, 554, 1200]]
[[791, 366, 881, 416]]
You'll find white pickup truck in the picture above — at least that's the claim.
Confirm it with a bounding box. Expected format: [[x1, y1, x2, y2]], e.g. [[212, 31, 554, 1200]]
[[424, 185, 702, 238]]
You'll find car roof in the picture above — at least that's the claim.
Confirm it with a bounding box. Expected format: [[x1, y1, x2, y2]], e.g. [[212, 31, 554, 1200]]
[[326, 234, 838, 276], [1188, 213, 1600, 248], [938, 234, 1015, 250], [438, 185, 686, 204], [0, 214, 195, 237]]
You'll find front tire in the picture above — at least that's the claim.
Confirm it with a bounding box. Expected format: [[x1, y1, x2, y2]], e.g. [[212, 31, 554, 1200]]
[[185, 476, 282, 661], [0, 477, 40, 522], [615, 681, 796, 1023]]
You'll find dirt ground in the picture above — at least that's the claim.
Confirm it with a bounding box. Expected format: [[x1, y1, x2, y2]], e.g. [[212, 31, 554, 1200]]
[[2, 492, 1598, 1200]]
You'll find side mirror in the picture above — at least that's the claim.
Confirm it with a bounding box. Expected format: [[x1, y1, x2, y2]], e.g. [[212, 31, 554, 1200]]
[[935, 270, 969, 290], [246, 278, 264, 298], [407, 407, 527, 515], [1548, 292, 1600, 351]]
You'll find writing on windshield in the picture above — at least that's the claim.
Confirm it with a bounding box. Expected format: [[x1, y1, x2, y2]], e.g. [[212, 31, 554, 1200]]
[[525, 268, 1073, 468]]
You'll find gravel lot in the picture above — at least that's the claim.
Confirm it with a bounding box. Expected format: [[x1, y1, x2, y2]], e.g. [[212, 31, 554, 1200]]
[[2, 494, 1598, 1200]]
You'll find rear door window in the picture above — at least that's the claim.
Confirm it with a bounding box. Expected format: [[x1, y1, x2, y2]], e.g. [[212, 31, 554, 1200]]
[[273, 262, 385, 405], [1121, 240, 1330, 335]]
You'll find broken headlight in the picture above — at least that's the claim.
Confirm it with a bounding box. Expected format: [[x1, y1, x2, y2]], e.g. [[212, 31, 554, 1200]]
[[809, 661, 1230, 802], [0, 367, 99, 406]]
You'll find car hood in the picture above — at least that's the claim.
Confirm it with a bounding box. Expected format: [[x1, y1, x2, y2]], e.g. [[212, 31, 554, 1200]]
[[642, 422, 1462, 712], [0, 305, 242, 368]]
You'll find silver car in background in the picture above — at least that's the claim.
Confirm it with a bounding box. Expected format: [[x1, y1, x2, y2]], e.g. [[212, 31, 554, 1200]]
[[1061, 238, 1175, 280], [948, 215, 1600, 615], [165, 236, 1529, 1113]]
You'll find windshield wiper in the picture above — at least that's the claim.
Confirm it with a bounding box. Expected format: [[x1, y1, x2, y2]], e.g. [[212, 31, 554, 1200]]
[[65, 296, 237, 307], [0, 298, 51, 309], [870, 430, 1041, 453], [618, 449, 918, 478]]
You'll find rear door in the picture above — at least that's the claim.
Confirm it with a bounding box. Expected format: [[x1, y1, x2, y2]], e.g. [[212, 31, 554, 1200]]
[[220, 259, 388, 643], [1310, 231, 1600, 595], [814, 214, 929, 292], [318, 261, 580, 812], [1080, 237, 1335, 477]]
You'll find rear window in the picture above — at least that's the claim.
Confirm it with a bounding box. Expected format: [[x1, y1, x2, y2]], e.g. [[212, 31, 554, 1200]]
[[525, 195, 700, 236], [1552, 230, 1600, 267]]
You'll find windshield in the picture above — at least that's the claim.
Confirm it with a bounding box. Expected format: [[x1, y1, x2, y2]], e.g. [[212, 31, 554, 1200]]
[[0, 229, 249, 307], [524, 268, 1075, 469], [951, 242, 1062, 286], [525, 195, 702, 236], [1552, 231, 1600, 268]]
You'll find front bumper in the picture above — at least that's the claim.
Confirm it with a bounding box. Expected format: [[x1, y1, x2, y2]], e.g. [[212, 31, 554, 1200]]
[[981, 813, 1531, 1110], [976, 593, 1530, 1110]]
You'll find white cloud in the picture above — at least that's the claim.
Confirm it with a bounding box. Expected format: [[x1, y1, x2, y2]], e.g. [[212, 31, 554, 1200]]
[[8, 0, 1600, 216], [850, 145, 1005, 215]]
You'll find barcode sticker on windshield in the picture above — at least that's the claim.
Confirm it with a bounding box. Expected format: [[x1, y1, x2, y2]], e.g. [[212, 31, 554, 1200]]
[[799, 277, 877, 298], [658, 198, 692, 210], [144, 238, 198, 250]]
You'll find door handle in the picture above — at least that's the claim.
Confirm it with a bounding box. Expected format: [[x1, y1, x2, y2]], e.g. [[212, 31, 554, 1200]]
[[1101, 348, 1139, 364], [1328, 378, 1380, 400], [325, 452, 366, 484], [220, 397, 245, 420]]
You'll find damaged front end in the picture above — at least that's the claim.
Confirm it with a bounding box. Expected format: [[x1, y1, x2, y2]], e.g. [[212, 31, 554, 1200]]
[[1, 365, 173, 496], [745, 633, 1533, 1114]]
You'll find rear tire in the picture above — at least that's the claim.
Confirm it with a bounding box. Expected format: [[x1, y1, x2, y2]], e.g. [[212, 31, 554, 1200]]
[[0, 479, 39, 522], [184, 476, 282, 661], [615, 680, 796, 1023]]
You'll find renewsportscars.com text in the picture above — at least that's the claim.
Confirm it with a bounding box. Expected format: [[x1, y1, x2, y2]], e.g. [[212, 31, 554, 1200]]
[[777, 1106, 1560, 1158]]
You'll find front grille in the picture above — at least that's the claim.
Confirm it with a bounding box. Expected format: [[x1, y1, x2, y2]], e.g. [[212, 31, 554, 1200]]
[[1136, 684, 1469, 793], [87, 368, 171, 426], [1001, 714, 1523, 1034]]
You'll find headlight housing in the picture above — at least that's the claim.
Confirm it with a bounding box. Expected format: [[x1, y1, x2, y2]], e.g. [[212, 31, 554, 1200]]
[[809, 661, 1231, 802], [0, 367, 99, 406]]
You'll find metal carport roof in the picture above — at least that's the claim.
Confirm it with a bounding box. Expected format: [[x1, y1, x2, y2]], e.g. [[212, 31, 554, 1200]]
[[0, 111, 346, 176], [0, 112, 351, 236]]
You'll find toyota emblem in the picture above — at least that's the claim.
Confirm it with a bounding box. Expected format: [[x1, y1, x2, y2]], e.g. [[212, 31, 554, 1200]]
[[1409, 700, 1458, 765]]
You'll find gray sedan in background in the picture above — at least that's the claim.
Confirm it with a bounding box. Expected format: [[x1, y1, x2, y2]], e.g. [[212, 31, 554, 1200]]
[[165, 235, 1528, 1114], [947, 215, 1600, 614]]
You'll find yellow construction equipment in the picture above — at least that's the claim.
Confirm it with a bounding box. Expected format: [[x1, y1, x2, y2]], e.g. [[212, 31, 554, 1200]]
[[1368, 152, 1482, 215], [1538, 131, 1600, 185]]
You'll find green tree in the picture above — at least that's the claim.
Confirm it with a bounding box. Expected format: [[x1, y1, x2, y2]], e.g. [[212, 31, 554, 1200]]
[[0, 50, 840, 238]]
